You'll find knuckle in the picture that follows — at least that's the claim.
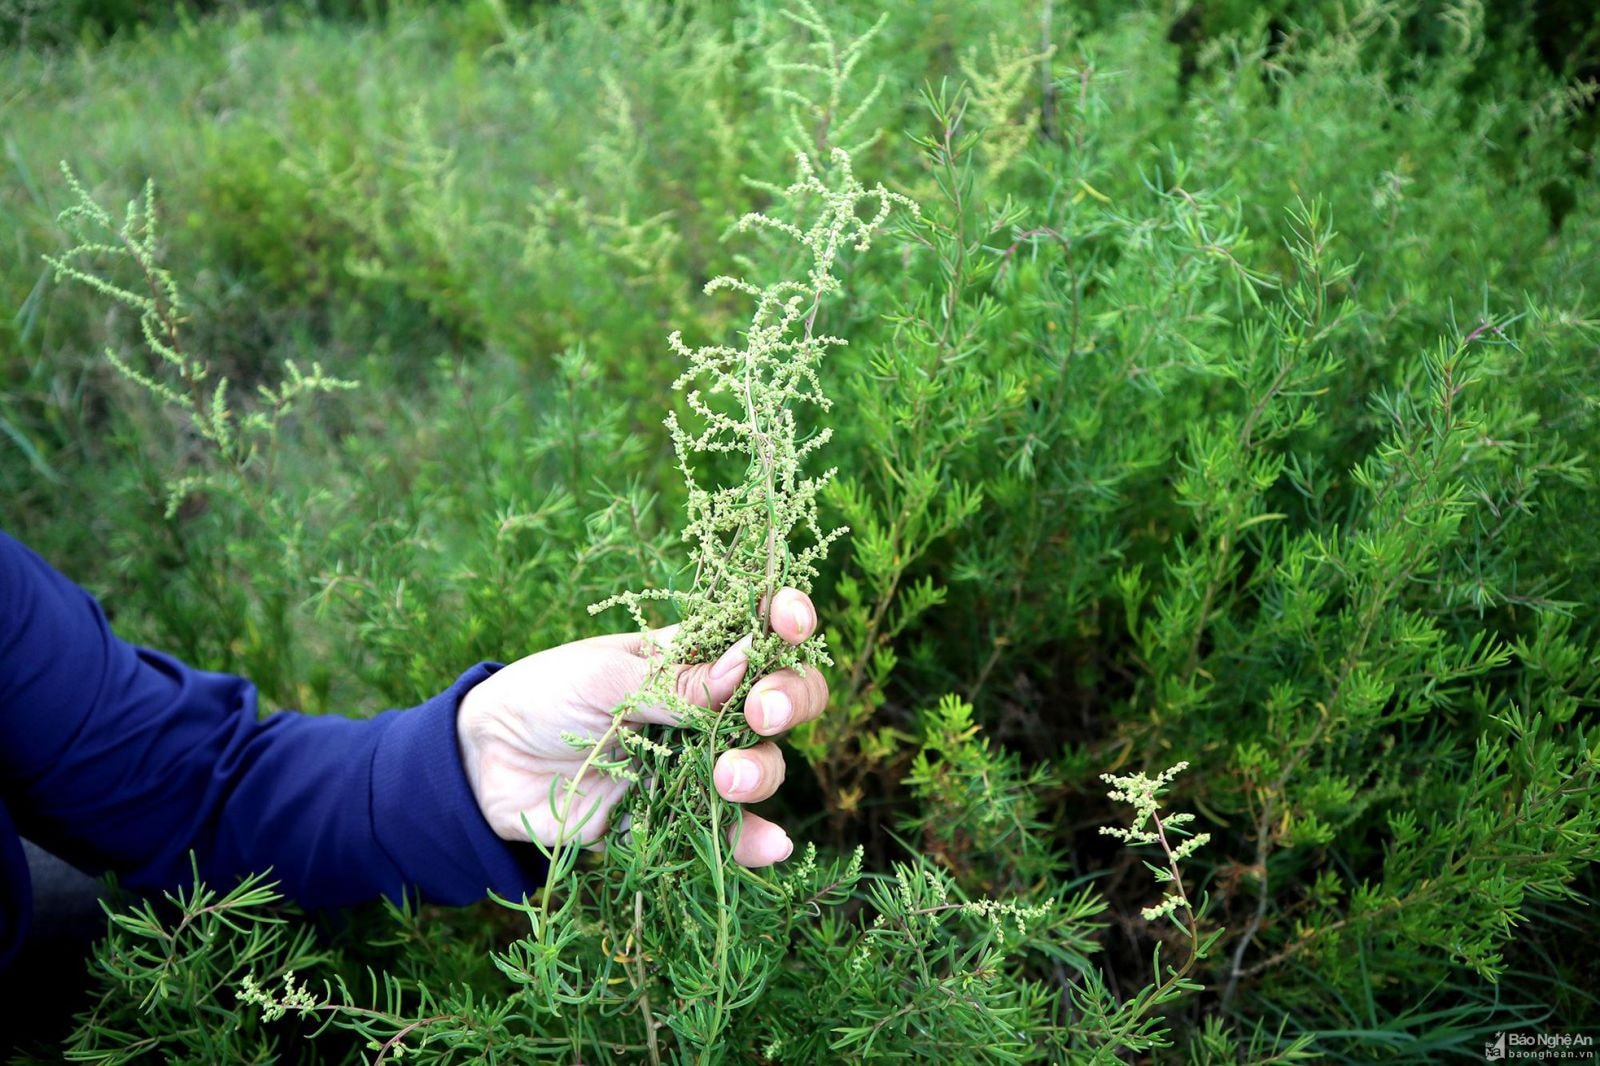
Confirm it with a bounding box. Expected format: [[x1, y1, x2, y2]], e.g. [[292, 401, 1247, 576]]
[[810, 668, 830, 708], [675, 665, 709, 705], [763, 744, 787, 786]]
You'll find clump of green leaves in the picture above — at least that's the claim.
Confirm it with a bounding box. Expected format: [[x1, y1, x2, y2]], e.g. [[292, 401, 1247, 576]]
[[61, 867, 328, 1063], [11, 0, 1600, 1062]]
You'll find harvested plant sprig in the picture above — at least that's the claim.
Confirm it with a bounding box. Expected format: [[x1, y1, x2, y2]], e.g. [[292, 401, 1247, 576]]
[[591, 147, 915, 729], [550, 148, 913, 1060]]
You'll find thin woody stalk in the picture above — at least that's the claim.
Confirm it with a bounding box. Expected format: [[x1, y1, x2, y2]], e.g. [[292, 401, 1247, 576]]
[[1100, 762, 1212, 1029]]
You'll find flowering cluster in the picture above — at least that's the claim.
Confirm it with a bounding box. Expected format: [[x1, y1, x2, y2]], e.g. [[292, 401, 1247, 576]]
[[1102, 762, 1210, 925], [591, 149, 915, 740], [236, 971, 318, 1024]]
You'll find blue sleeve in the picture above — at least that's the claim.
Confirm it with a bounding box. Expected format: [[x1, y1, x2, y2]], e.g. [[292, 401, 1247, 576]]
[[0, 529, 545, 914]]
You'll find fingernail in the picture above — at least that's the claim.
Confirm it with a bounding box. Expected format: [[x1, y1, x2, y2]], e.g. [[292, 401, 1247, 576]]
[[787, 599, 814, 637], [777, 834, 795, 862], [730, 758, 758, 794], [760, 689, 793, 732], [710, 635, 752, 685]]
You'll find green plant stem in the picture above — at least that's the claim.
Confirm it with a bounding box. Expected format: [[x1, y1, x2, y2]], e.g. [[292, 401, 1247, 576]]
[[701, 693, 735, 1066], [632, 887, 663, 1066]]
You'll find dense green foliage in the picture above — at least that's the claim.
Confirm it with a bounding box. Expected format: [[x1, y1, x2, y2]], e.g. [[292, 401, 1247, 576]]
[[3, 0, 1599, 1061]]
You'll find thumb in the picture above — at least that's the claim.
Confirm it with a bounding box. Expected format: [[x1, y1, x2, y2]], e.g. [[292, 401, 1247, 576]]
[[597, 628, 753, 725], [673, 633, 753, 711]]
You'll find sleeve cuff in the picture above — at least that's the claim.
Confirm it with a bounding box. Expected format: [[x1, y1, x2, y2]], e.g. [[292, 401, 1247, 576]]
[[369, 664, 547, 905]]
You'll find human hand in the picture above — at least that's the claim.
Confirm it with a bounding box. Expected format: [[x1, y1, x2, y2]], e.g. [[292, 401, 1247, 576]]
[[455, 588, 827, 867]]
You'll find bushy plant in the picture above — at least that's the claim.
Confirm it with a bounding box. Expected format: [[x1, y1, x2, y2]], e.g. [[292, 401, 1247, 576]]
[[4, 0, 1599, 1062]]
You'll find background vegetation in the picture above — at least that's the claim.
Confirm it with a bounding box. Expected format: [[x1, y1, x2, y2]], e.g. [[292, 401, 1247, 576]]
[[2, 0, 1599, 1060]]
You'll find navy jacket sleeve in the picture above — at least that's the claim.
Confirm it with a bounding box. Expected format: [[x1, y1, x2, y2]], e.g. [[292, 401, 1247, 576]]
[[0, 530, 545, 967]]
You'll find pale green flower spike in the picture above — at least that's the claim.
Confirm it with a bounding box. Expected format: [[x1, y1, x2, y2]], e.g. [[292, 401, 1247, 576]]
[[1102, 761, 1211, 930], [591, 148, 917, 744]]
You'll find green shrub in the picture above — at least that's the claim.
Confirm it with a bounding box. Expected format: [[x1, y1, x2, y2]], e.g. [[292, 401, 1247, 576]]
[[4, 0, 1598, 1062]]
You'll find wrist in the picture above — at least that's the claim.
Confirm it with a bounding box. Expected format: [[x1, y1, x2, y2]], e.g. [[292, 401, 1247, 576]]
[[455, 673, 496, 832], [369, 662, 539, 903], [453, 669, 541, 843]]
